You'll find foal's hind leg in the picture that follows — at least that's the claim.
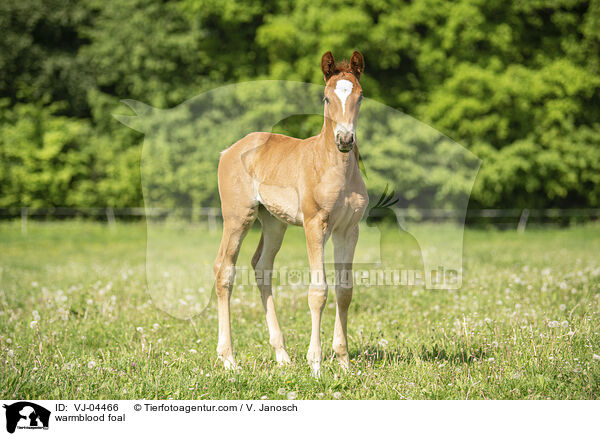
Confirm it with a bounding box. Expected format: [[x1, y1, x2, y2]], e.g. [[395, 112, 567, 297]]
[[214, 210, 255, 369], [253, 207, 290, 365]]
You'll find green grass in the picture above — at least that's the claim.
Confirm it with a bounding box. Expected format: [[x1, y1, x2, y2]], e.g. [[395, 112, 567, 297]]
[[1, 221, 599, 399]]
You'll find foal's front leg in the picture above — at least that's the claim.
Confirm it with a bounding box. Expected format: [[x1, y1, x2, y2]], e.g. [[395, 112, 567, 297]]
[[303, 214, 328, 376], [332, 225, 359, 370]]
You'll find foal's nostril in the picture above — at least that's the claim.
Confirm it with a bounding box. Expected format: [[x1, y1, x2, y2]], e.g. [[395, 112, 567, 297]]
[[337, 131, 354, 146]]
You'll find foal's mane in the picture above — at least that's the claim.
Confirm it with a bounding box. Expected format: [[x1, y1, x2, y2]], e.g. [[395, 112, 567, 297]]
[[329, 60, 352, 77]]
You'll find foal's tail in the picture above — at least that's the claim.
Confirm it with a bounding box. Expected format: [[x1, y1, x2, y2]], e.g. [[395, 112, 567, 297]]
[[251, 232, 264, 269]]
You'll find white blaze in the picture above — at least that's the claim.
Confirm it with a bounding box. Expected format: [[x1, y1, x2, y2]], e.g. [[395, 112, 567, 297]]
[[334, 79, 353, 115], [334, 122, 355, 139]]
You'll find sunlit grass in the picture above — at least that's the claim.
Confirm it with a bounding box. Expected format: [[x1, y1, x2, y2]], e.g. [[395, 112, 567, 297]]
[[1, 221, 599, 399]]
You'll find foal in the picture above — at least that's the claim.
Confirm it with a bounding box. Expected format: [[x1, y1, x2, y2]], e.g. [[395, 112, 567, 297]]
[[214, 51, 367, 375]]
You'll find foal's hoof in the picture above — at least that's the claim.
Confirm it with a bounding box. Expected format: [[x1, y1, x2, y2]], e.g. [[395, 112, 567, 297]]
[[219, 356, 239, 371], [307, 349, 322, 377], [308, 361, 322, 378], [336, 354, 350, 372], [276, 349, 291, 366]]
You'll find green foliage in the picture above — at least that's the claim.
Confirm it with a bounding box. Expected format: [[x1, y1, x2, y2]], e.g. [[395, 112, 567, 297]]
[[0, 101, 141, 207], [0, 0, 92, 115], [0, 0, 599, 209]]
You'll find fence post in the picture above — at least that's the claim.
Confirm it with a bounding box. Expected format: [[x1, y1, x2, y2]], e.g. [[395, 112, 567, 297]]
[[207, 209, 217, 233], [21, 207, 28, 235], [106, 207, 116, 230], [517, 208, 530, 233]]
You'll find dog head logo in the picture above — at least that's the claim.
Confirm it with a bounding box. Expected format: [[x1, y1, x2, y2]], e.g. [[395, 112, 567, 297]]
[[3, 402, 50, 433]]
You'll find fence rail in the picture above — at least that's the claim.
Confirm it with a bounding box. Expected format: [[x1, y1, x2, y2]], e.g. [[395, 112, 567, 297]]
[[2, 207, 599, 235]]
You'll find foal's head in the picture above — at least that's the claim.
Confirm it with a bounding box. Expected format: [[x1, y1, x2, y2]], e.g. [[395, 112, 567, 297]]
[[321, 51, 365, 153]]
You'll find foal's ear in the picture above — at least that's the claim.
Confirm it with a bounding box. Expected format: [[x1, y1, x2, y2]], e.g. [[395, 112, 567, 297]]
[[350, 51, 365, 80], [321, 51, 337, 82]]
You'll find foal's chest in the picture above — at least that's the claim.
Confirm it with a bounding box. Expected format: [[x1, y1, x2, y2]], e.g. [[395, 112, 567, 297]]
[[330, 190, 368, 228], [315, 171, 367, 228]]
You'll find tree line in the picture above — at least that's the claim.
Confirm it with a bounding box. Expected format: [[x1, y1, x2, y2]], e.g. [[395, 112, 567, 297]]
[[1, 0, 599, 210]]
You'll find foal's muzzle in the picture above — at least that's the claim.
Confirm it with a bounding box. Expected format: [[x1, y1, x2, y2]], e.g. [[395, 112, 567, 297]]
[[335, 130, 355, 153]]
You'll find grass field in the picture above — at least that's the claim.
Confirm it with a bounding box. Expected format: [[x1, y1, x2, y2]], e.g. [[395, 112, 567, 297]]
[[1, 221, 599, 400]]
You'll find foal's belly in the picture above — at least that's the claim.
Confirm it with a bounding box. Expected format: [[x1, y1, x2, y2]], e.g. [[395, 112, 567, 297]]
[[257, 183, 304, 225], [256, 182, 367, 228]]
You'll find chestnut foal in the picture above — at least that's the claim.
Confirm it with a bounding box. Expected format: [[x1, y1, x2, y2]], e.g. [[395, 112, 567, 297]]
[[214, 51, 367, 375]]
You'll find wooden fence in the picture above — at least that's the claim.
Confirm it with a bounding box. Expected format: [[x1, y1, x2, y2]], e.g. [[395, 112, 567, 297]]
[[1, 207, 599, 235]]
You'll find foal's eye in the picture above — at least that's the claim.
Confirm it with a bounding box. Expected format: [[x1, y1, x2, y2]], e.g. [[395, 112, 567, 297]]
[[358, 94, 364, 102], [323, 96, 329, 104]]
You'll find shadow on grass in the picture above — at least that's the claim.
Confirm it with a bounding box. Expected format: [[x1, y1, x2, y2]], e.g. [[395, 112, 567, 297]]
[[350, 344, 488, 366]]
